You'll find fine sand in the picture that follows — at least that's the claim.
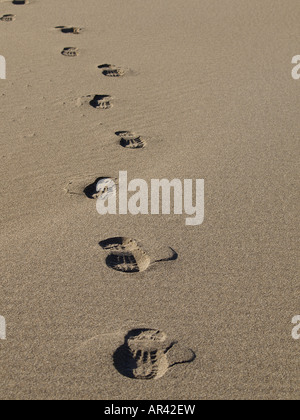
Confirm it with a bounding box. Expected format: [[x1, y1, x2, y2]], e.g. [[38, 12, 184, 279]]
[[0, 0, 299, 400]]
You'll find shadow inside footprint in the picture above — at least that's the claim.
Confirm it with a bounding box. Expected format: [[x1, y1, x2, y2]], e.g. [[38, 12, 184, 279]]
[[84, 177, 111, 199], [100, 237, 129, 250], [115, 131, 129, 137], [114, 345, 137, 379], [113, 329, 196, 380], [120, 137, 145, 149], [115, 131, 146, 149], [63, 27, 81, 34], [98, 64, 113, 69], [56, 26, 82, 34], [98, 64, 126, 77], [103, 68, 125, 77], [13, 0, 28, 4], [0, 14, 16, 21], [100, 238, 178, 273], [89, 95, 113, 109], [113, 329, 167, 380], [61, 47, 79, 57], [100, 237, 150, 273]]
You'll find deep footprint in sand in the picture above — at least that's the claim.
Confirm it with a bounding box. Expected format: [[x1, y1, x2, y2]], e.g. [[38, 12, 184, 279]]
[[116, 131, 146, 149], [114, 329, 196, 380], [90, 95, 113, 110], [0, 14, 16, 21], [61, 47, 79, 57], [100, 237, 178, 273]]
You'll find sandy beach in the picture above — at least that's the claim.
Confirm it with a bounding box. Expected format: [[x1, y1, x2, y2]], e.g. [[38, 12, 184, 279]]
[[0, 0, 299, 400]]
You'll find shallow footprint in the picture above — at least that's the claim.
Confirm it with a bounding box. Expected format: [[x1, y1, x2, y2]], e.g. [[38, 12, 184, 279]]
[[61, 47, 79, 57], [99, 64, 138, 77], [100, 237, 178, 274], [103, 68, 126, 77], [0, 14, 16, 21], [99, 64, 126, 78], [116, 131, 146, 149], [114, 329, 196, 380]]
